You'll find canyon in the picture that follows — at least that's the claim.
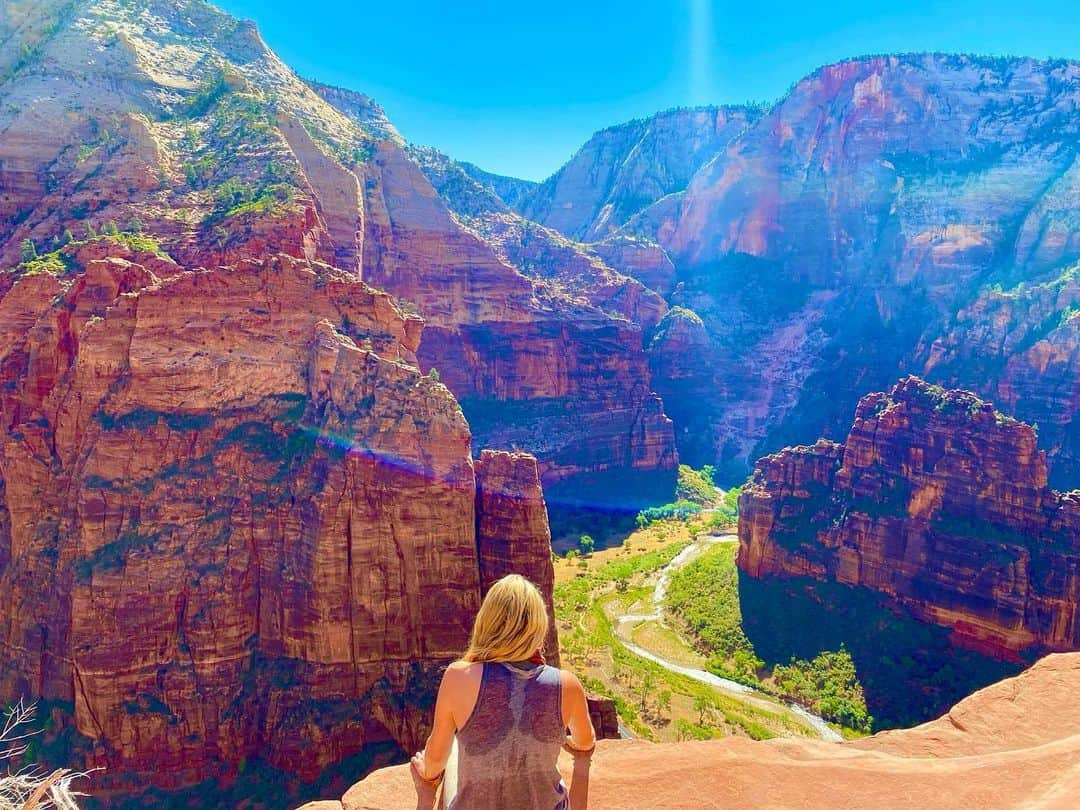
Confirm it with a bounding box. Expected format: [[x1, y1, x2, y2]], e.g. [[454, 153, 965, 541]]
[[509, 55, 1080, 490], [1, 0, 1080, 805], [738, 377, 1080, 725]]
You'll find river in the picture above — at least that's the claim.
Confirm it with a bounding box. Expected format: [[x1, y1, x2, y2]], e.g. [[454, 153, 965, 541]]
[[613, 533, 844, 742]]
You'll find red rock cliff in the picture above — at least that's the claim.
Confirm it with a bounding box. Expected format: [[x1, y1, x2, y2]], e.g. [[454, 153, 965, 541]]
[[738, 377, 1080, 661], [474, 449, 560, 664], [0, 245, 558, 797], [0, 0, 677, 523]]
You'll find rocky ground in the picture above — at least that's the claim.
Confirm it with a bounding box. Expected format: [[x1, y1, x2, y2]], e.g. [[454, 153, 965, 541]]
[[315, 652, 1080, 809]]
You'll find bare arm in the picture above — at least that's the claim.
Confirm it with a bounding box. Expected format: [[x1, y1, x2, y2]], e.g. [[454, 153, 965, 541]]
[[413, 664, 464, 780], [561, 670, 596, 752], [561, 670, 596, 810]]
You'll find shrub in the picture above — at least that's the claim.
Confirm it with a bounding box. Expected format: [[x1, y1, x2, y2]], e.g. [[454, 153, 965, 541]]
[[772, 649, 872, 732], [578, 535, 595, 556], [706, 485, 743, 529], [635, 500, 702, 527], [675, 464, 717, 504]]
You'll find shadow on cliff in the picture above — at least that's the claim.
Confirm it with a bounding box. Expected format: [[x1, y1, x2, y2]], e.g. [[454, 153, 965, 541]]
[[738, 573, 1024, 729], [545, 467, 676, 553]]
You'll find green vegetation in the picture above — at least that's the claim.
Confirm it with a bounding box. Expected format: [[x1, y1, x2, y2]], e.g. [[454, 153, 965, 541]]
[[18, 252, 68, 276], [773, 650, 872, 732], [635, 500, 702, 527], [665, 543, 761, 684], [555, 534, 826, 742], [183, 68, 234, 119], [578, 534, 595, 556], [20, 238, 37, 262], [709, 486, 742, 528], [664, 542, 872, 732], [6, 227, 173, 280], [675, 464, 718, 504], [555, 542, 690, 615]]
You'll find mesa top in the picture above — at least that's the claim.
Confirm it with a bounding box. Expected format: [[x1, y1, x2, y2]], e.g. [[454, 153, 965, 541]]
[[448, 662, 569, 810]]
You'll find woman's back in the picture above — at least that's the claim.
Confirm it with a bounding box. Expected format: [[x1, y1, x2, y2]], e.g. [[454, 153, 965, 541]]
[[449, 662, 568, 810]]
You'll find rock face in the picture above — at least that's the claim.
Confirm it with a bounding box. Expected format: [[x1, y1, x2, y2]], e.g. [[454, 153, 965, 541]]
[[518, 55, 1080, 488], [0, 244, 565, 801], [517, 106, 763, 242], [475, 450, 560, 663], [319, 652, 1080, 810], [402, 147, 677, 514], [0, 246, 458, 788], [737, 377, 1080, 723], [0, 0, 678, 523]]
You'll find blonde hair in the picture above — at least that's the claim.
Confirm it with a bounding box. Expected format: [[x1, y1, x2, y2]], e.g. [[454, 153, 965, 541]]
[[463, 574, 548, 663]]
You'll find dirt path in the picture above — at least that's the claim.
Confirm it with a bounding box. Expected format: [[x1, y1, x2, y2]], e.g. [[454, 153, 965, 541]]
[[613, 533, 844, 742]]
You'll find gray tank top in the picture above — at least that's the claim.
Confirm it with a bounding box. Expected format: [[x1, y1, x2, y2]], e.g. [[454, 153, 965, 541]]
[[449, 662, 569, 810]]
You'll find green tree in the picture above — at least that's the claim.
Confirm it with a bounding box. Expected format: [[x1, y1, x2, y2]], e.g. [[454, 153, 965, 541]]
[[20, 238, 37, 262], [638, 671, 655, 711], [656, 689, 672, 717], [578, 534, 595, 556], [428, 367, 440, 382], [772, 648, 871, 732], [676, 465, 718, 504], [103, 220, 120, 236], [693, 693, 716, 725]]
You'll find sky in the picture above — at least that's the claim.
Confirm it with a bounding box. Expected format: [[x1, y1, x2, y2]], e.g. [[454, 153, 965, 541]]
[[213, 0, 1080, 181]]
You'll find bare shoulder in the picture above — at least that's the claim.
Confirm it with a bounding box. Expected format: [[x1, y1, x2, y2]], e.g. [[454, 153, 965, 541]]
[[446, 659, 480, 673], [559, 668, 586, 694], [443, 660, 484, 685]]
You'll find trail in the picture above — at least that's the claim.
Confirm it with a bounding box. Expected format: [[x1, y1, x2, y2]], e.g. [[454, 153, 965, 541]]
[[613, 532, 844, 742]]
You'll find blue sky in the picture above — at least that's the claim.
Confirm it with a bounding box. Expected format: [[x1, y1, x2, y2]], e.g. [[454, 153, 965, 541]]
[[214, 0, 1080, 181]]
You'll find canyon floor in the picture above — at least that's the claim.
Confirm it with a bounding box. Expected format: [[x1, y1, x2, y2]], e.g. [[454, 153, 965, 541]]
[[309, 652, 1080, 809], [552, 523, 844, 743]]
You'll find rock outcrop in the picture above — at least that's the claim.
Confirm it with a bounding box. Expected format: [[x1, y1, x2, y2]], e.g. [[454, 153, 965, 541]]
[[737, 377, 1080, 724], [0, 0, 678, 523], [516, 106, 764, 242], [475, 450, 560, 663], [0, 244, 565, 801], [312, 652, 1080, 810], [739, 376, 1080, 659]]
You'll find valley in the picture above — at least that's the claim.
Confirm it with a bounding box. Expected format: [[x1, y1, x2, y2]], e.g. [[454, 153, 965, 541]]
[[553, 516, 862, 743], [1, 1, 1078, 807]]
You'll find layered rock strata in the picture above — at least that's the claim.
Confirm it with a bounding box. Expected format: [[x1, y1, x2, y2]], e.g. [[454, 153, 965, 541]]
[[518, 55, 1080, 488], [738, 377, 1080, 661], [0, 246, 557, 799], [0, 0, 678, 518], [517, 106, 764, 242]]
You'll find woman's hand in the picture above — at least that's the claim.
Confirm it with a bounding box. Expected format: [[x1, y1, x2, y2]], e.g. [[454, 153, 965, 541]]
[[411, 749, 443, 783], [410, 750, 442, 809]]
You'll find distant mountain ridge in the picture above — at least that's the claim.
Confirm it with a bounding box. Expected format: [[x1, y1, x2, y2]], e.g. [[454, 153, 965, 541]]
[[463, 52, 1079, 490]]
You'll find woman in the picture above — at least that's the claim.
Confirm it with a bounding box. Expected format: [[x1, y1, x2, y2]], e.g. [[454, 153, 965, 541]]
[[410, 574, 597, 809]]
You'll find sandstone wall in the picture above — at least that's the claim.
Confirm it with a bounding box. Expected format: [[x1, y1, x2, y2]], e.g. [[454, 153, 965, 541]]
[[738, 377, 1080, 662]]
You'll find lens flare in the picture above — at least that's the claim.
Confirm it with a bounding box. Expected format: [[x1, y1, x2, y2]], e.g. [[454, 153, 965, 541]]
[[689, 0, 714, 105]]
